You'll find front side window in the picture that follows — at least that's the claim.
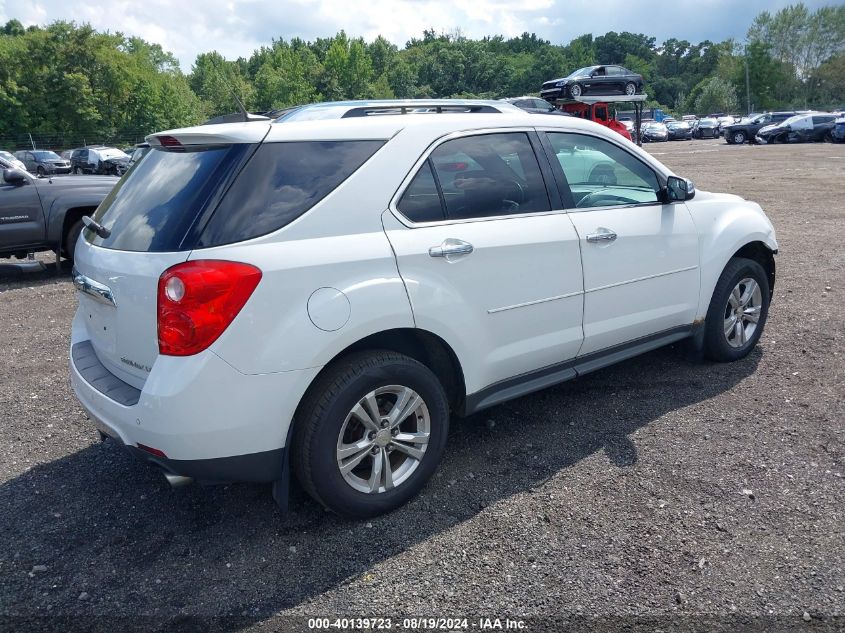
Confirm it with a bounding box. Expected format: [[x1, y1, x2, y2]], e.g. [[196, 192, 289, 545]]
[[427, 133, 551, 220], [547, 132, 660, 209]]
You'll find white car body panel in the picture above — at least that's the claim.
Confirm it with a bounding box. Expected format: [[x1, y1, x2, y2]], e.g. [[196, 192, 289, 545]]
[[568, 201, 700, 355], [383, 210, 584, 393]]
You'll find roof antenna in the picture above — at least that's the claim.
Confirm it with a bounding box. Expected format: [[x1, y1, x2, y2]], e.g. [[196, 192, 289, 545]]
[[227, 83, 269, 123]]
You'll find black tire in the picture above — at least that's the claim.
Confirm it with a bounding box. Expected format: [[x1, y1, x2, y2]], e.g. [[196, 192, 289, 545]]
[[732, 131, 747, 144], [63, 217, 85, 262], [292, 351, 449, 518], [36, 166, 46, 177], [569, 83, 582, 98], [624, 82, 636, 96], [73, 166, 81, 175], [703, 257, 770, 362]]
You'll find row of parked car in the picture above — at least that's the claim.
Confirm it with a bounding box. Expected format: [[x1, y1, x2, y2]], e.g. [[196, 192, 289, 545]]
[[624, 110, 844, 145], [1, 144, 151, 178]]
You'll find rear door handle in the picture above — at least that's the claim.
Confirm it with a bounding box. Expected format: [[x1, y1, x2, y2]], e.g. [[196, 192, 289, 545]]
[[586, 228, 617, 243], [429, 239, 474, 258]]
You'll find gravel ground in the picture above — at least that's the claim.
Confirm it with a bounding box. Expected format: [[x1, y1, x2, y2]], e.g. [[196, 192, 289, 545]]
[[0, 140, 843, 632]]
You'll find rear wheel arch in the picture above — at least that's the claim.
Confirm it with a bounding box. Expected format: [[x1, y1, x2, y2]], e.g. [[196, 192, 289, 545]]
[[299, 328, 467, 417]]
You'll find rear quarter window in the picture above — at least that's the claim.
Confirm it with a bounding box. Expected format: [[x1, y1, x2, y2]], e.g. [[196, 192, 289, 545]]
[[197, 140, 384, 248]]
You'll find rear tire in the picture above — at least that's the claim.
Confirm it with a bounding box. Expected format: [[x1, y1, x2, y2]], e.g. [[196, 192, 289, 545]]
[[63, 218, 85, 262], [703, 257, 770, 362], [624, 82, 636, 96], [292, 351, 449, 518]]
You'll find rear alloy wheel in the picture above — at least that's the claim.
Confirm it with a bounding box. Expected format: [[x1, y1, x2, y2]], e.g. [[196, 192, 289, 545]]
[[732, 131, 747, 144], [624, 82, 636, 96], [293, 351, 449, 518], [569, 83, 582, 98], [703, 257, 770, 362]]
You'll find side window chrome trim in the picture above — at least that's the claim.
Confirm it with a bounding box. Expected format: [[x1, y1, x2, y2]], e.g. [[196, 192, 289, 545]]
[[389, 126, 561, 228]]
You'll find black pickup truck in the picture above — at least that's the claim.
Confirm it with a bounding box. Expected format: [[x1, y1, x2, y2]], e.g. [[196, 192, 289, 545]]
[[0, 160, 118, 262]]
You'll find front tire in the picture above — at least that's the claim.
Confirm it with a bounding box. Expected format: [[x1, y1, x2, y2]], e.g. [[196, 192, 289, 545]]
[[36, 166, 46, 177], [569, 83, 582, 98], [292, 351, 449, 518], [732, 131, 747, 144], [703, 257, 770, 362]]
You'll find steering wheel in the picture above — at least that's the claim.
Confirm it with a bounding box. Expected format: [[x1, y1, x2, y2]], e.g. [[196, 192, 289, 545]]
[[576, 190, 637, 208]]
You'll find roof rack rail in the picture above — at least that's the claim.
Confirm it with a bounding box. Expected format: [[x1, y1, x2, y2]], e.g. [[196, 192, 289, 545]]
[[340, 103, 504, 118]]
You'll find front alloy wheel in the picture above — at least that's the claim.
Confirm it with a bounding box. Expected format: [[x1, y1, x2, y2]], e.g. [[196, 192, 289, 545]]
[[336, 385, 430, 494], [569, 83, 582, 98], [723, 278, 762, 348], [703, 257, 770, 362], [733, 131, 747, 144]]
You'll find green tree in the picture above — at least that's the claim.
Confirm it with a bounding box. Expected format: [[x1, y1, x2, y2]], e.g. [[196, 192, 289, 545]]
[[694, 76, 739, 114]]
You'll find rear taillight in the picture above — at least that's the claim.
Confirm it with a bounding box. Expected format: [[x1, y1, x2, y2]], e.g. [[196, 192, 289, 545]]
[[157, 260, 262, 356]]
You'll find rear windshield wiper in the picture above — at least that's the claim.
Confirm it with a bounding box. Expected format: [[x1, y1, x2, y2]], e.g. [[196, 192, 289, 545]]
[[82, 215, 111, 239]]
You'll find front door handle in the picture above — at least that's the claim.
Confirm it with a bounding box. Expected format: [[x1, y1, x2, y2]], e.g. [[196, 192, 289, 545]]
[[429, 238, 474, 258], [586, 228, 618, 243]]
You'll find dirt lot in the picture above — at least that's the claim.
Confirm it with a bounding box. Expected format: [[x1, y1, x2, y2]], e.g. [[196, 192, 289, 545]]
[[0, 140, 843, 632]]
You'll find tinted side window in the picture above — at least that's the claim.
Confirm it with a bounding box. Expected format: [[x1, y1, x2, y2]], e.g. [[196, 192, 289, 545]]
[[397, 161, 444, 223], [547, 132, 660, 208], [429, 133, 551, 220], [199, 140, 384, 247]]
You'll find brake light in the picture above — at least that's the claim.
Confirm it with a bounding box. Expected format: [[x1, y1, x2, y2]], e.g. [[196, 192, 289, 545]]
[[155, 135, 185, 151], [157, 261, 262, 356]]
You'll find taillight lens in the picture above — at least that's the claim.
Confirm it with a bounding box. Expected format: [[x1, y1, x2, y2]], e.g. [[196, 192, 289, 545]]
[[157, 260, 262, 356]]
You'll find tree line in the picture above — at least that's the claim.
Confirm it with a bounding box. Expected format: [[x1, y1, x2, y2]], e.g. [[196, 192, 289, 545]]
[[1, 3, 843, 150]]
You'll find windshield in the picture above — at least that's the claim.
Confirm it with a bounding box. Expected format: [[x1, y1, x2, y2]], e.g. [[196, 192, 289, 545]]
[[567, 66, 595, 79], [699, 118, 718, 125], [33, 151, 61, 160]]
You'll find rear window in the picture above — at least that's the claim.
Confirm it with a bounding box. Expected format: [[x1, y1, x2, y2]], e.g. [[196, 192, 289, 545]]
[[87, 144, 254, 252], [89, 140, 383, 252], [196, 140, 384, 248]]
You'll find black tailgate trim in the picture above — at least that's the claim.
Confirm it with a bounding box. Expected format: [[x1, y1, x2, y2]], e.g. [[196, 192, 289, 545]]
[[72, 341, 141, 406]]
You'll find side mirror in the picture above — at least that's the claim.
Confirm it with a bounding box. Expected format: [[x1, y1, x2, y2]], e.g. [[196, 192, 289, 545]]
[[665, 175, 695, 202], [3, 168, 28, 185]]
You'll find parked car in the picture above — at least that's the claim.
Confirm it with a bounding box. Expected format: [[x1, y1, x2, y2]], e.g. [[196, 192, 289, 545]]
[[500, 96, 567, 115], [540, 65, 644, 101], [665, 120, 692, 140], [756, 113, 838, 144], [832, 116, 845, 143], [722, 112, 796, 144], [692, 118, 720, 139], [0, 156, 118, 261], [0, 150, 27, 171], [13, 150, 72, 176], [69, 101, 777, 518], [640, 120, 669, 142], [71, 146, 131, 175]]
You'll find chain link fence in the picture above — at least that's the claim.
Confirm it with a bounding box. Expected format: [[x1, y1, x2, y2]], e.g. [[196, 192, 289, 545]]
[[0, 130, 154, 153]]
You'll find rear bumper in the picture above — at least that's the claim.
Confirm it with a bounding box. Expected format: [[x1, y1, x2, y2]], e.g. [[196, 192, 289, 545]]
[[69, 312, 320, 481]]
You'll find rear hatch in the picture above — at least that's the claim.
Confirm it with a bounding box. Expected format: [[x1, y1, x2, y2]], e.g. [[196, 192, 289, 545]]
[[73, 126, 267, 388]]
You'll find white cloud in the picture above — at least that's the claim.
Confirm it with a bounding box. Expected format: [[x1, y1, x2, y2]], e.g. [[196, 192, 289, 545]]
[[0, 0, 835, 71]]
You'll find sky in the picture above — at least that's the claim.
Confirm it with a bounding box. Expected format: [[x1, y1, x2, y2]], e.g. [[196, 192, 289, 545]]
[[0, 0, 837, 71]]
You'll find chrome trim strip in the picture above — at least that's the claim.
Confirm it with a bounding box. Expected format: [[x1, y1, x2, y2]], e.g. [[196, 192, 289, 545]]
[[488, 290, 583, 314], [72, 267, 116, 307], [585, 265, 698, 294]]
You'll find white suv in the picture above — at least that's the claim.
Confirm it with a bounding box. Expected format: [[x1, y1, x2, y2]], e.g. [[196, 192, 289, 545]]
[[70, 100, 777, 517]]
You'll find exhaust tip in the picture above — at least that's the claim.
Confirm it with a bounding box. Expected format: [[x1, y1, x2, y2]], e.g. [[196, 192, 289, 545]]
[[163, 472, 194, 488]]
